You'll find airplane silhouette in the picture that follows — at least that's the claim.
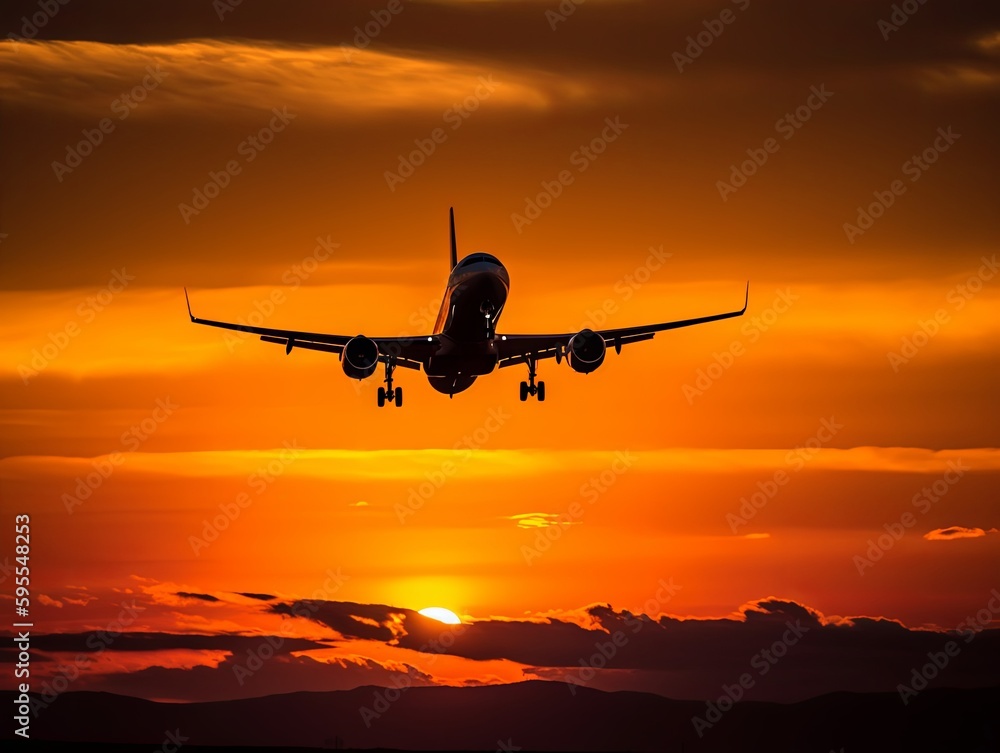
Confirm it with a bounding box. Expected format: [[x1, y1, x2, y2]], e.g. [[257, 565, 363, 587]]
[[186, 209, 748, 407]]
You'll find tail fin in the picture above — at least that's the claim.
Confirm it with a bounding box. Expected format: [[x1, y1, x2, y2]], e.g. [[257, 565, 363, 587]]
[[449, 207, 458, 270]]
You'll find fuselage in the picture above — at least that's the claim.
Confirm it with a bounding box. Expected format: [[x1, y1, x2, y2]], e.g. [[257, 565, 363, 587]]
[[425, 252, 509, 395]]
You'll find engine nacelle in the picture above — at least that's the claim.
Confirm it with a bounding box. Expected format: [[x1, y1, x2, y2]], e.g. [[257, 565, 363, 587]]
[[342, 335, 379, 380], [566, 329, 606, 374]]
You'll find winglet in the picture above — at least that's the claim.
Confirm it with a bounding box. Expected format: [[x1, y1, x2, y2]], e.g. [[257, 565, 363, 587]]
[[742, 281, 749, 314], [184, 287, 194, 321], [449, 207, 458, 270]]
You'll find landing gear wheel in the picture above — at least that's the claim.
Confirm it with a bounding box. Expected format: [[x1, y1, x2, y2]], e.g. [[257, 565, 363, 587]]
[[379, 357, 400, 408], [519, 357, 544, 401]]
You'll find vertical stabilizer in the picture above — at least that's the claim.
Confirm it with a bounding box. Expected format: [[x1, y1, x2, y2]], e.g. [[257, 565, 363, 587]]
[[449, 207, 458, 270]]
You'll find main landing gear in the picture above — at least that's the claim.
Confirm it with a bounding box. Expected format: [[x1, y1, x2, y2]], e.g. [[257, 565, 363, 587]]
[[377, 357, 403, 408], [519, 356, 545, 402]]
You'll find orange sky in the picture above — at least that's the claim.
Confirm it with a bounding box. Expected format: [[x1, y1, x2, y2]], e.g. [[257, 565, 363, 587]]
[[1, 0, 998, 705]]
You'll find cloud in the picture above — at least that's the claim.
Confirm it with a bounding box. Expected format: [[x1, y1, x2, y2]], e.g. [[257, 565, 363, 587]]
[[62, 596, 96, 606], [5, 447, 999, 483], [276, 596, 1000, 702], [506, 512, 580, 529], [924, 526, 998, 541], [176, 591, 222, 602], [6, 0, 999, 87], [517, 600, 1000, 701], [271, 600, 414, 642], [77, 651, 435, 703], [16, 631, 330, 655], [236, 592, 277, 601], [0, 40, 612, 119], [10, 592, 1000, 703], [37, 594, 63, 608]]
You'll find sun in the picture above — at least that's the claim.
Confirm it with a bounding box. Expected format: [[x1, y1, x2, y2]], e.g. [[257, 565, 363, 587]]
[[418, 607, 462, 624]]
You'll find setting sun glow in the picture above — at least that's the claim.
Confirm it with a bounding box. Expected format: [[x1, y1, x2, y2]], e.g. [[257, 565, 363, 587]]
[[418, 607, 462, 625]]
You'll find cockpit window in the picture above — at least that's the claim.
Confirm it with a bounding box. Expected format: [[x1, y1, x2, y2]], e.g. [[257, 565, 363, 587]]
[[456, 253, 500, 267]]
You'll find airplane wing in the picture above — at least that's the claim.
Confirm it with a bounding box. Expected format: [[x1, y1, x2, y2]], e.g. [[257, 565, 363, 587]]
[[496, 282, 749, 368], [184, 289, 435, 369]]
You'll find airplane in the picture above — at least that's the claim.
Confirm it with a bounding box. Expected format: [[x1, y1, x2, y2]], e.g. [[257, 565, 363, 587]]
[[185, 208, 748, 408]]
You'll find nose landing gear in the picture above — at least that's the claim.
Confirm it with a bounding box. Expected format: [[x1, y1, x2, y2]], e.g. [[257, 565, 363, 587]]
[[481, 300, 496, 340]]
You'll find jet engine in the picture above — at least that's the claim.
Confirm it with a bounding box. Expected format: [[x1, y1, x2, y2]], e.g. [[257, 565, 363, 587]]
[[566, 329, 606, 374], [342, 335, 379, 379]]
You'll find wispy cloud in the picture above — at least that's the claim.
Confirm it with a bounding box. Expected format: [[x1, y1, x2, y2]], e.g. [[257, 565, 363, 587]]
[[0, 40, 626, 118], [4, 447, 999, 481], [506, 512, 580, 529], [924, 526, 998, 541]]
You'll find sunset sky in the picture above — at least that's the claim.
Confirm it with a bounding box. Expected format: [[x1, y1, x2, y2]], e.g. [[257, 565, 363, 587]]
[[1, 0, 999, 709]]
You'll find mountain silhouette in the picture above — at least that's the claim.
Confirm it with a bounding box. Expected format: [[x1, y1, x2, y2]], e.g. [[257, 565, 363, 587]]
[[6, 679, 998, 751]]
